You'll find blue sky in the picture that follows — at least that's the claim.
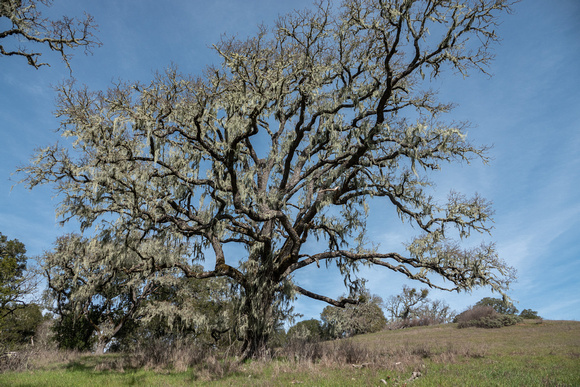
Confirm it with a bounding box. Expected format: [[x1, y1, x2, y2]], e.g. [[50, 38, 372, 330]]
[[1, 0, 579, 321]]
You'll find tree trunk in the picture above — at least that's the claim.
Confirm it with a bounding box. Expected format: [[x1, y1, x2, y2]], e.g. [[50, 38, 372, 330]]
[[94, 335, 108, 355], [93, 321, 124, 355], [239, 276, 276, 360]]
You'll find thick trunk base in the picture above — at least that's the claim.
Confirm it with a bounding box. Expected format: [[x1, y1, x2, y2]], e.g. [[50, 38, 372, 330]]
[[240, 331, 270, 360]]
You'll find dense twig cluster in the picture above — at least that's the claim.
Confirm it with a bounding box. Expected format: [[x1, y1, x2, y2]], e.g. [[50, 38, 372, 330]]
[[0, 0, 99, 69]]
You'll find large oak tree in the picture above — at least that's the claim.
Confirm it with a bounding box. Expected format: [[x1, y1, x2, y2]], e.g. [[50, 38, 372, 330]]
[[22, 0, 516, 358]]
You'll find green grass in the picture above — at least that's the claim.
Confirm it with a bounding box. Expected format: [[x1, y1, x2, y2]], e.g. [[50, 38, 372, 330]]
[[1, 320, 579, 386]]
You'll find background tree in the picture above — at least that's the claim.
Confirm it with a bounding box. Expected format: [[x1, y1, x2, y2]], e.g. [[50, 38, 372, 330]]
[[0, 232, 38, 321], [384, 285, 429, 321], [321, 290, 386, 339], [0, 0, 99, 69], [129, 271, 239, 351], [42, 233, 192, 354], [384, 285, 455, 327], [287, 318, 324, 343], [416, 298, 455, 324], [519, 309, 541, 320], [50, 305, 97, 351], [474, 297, 518, 315], [22, 0, 516, 358], [43, 233, 240, 353], [0, 303, 43, 350], [0, 232, 41, 352]]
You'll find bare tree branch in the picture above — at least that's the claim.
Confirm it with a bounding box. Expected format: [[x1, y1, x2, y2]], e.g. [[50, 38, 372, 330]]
[[294, 285, 358, 307], [0, 0, 100, 69]]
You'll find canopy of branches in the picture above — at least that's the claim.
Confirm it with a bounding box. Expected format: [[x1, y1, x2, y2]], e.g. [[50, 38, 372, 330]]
[[21, 0, 516, 357]]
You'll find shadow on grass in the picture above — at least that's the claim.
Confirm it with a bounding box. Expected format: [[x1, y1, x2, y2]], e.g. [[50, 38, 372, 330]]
[[62, 358, 150, 386], [64, 361, 94, 372], [64, 354, 139, 373]]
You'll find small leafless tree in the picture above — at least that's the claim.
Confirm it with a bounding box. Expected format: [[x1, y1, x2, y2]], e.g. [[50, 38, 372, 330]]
[[384, 285, 429, 320]]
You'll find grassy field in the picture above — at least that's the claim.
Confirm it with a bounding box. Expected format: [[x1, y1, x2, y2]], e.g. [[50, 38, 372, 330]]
[[1, 320, 578, 386]]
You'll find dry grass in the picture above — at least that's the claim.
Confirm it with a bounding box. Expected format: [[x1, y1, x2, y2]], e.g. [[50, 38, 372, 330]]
[[387, 315, 448, 330], [0, 347, 86, 373]]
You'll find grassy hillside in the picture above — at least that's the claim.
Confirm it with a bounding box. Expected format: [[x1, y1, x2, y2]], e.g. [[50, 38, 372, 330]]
[[1, 320, 578, 386]]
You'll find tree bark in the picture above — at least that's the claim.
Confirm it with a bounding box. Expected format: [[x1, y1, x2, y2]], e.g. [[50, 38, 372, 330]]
[[94, 335, 108, 355], [239, 274, 276, 360]]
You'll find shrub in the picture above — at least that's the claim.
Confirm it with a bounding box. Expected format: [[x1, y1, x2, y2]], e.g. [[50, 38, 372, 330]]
[[519, 309, 541, 319], [474, 297, 518, 315], [497, 314, 523, 326], [456, 306, 523, 329], [387, 315, 442, 329], [385, 286, 456, 328], [276, 337, 375, 365], [455, 305, 496, 324], [328, 339, 373, 365]]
